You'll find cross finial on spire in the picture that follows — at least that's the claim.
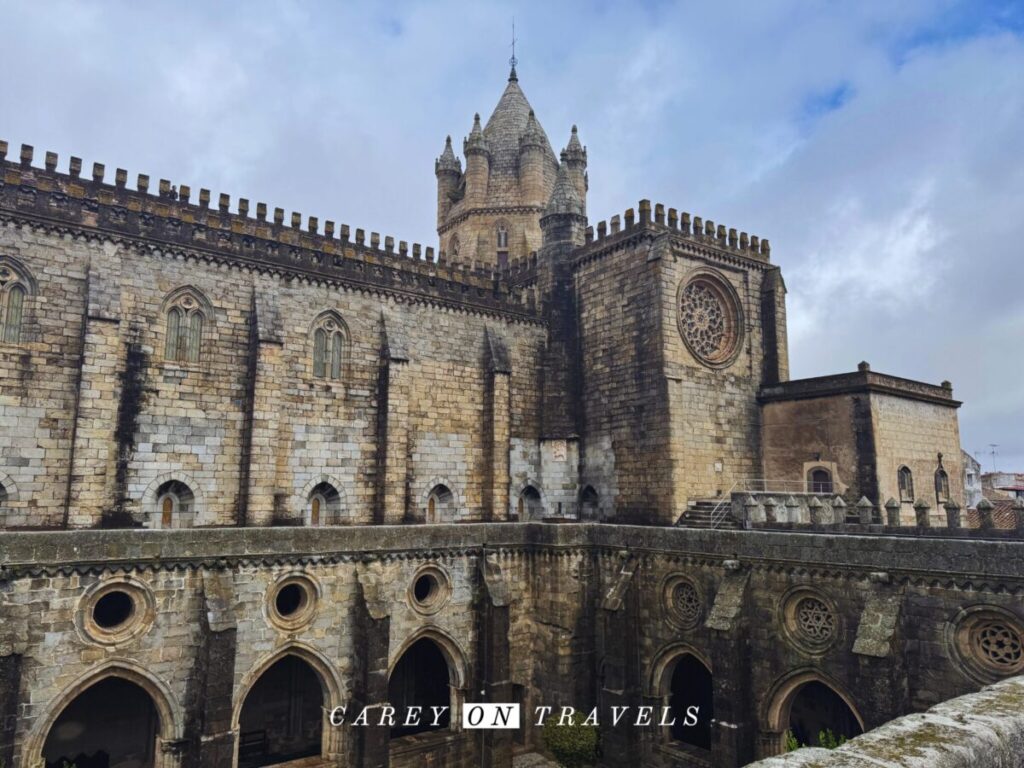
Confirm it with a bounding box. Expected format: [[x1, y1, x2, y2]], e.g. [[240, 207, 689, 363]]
[[509, 18, 518, 81]]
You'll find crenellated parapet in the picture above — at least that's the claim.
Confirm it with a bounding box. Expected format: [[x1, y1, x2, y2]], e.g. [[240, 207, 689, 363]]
[[0, 141, 541, 322], [578, 197, 772, 267]]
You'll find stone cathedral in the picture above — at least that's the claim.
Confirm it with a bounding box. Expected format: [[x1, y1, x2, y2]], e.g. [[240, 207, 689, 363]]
[[1, 65, 1022, 768]]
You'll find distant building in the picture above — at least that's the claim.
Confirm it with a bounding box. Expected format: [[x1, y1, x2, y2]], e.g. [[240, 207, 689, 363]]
[[963, 450, 983, 508], [983, 472, 1024, 501]]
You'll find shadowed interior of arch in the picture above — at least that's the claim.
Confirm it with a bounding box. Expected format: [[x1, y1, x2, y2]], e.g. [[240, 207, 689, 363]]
[[787, 680, 863, 747], [388, 638, 452, 737], [518, 485, 542, 520], [155, 479, 195, 529], [668, 654, 714, 751], [238, 655, 324, 768], [42, 676, 158, 768], [426, 484, 455, 523]]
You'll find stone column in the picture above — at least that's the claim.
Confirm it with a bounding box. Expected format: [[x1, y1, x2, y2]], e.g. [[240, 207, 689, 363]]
[[484, 330, 511, 522], [240, 289, 285, 526], [885, 498, 901, 527], [186, 571, 238, 768], [977, 498, 995, 532], [65, 254, 127, 527], [478, 554, 513, 768], [914, 499, 931, 528], [705, 562, 754, 767], [856, 497, 874, 525], [355, 563, 392, 768], [944, 500, 962, 529], [596, 555, 641, 766], [375, 313, 410, 525]]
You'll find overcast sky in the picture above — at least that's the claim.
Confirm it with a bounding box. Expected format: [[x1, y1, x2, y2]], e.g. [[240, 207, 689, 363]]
[[1, 1, 1022, 472]]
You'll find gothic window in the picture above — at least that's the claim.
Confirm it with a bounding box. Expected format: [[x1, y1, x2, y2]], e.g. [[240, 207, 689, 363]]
[[448, 234, 460, 259], [425, 484, 455, 523], [808, 468, 833, 494], [163, 289, 208, 363], [935, 469, 950, 504], [898, 466, 914, 502], [311, 313, 347, 381], [496, 223, 509, 250], [677, 272, 743, 368], [0, 259, 33, 344]]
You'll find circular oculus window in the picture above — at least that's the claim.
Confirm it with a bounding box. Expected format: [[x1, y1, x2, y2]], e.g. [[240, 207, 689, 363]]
[[780, 589, 839, 654], [677, 273, 743, 367], [951, 607, 1024, 683], [77, 579, 155, 646], [267, 574, 319, 632], [662, 574, 704, 630], [408, 565, 452, 616]]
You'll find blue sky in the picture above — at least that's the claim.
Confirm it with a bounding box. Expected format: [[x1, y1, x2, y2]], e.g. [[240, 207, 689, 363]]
[[1, 0, 1022, 471]]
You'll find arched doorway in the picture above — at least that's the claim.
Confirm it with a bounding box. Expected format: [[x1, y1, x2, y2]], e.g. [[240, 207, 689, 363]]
[[517, 485, 542, 520], [154, 479, 195, 529], [807, 468, 833, 494], [787, 681, 863, 748], [389, 638, 455, 738], [42, 676, 159, 768], [579, 485, 600, 520], [237, 655, 325, 768], [667, 655, 714, 751]]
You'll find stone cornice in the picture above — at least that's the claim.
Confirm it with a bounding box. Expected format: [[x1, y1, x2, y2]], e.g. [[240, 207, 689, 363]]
[[759, 369, 961, 408]]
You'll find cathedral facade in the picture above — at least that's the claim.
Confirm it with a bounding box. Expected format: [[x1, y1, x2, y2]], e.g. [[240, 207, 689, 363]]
[[1, 67, 1019, 768]]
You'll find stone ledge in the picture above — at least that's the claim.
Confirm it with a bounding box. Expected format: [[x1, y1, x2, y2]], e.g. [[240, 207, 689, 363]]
[[747, 676, 1024, 767]]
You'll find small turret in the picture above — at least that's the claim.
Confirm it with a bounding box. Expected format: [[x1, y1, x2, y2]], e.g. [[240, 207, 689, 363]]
[[463, 114, 490, 206], [560, 125, 588, 215], [519, 110, 547, 207], [541, 162, 587, 247], [435, 136, 462, 228]]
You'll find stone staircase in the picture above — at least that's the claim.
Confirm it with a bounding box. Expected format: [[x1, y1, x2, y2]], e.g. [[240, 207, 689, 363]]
[[676, 499, 742, 529]]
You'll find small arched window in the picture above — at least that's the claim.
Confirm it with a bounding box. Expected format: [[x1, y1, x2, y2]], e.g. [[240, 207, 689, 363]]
[[425, 484, 454, 523], [935, 469, 950, 504], [496, 224, 509, 250], [0, 259, 33, 345], [580, 485, 600, 520], [155, 479, 195, 529], [898, 466, 914, 503], [449, 234, 460, 259], [808, 468, 833, 494], [518, 486, 542, 520], [311, 313, 347, 380], [163, 290, 207, 363], [307, 481, 341, 526]]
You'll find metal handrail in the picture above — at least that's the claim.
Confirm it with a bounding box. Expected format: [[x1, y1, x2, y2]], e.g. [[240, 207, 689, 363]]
[[710, 481, 741, 529]]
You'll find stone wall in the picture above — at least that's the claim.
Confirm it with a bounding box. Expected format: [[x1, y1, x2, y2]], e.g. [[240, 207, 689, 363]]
[[4, 523, 1024, 768]]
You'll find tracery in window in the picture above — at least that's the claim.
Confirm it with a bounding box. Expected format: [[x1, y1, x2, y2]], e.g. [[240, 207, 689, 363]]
[[311, 312, 347, 381], [163, 289, 209, 363], [0, 258, 34, 344]]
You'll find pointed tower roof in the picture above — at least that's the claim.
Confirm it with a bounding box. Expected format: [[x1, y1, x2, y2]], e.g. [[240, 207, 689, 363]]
[[464, 113, 489, 155], [436, 135, 462, 174], [483, 74, 557, 175], [545, 161, 584, 217], [562, 125, 586, 164]]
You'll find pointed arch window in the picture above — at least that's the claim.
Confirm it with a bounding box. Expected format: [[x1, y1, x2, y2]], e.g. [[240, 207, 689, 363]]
[[163, 290, 207, 363], [311, 313, 347, 380], [898, 466, 914, 503], [0, 259, 33, 345], [935, 469, 950, 504], [449, 234, 460, 260], [496, 224, 509, 250]]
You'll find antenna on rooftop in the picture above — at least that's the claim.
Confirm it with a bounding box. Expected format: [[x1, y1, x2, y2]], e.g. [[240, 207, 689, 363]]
[[989, 443, 999, 471]]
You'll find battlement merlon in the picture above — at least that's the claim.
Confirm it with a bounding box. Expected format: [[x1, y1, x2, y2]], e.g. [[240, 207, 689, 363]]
[[759, 362, 961, 408], [0, 142, 541, 320], [578, 197, 772, 267]]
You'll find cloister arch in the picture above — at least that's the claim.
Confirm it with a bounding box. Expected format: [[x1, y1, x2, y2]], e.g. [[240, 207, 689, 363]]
[[764, 669, 864, 752], [231, 644, 343, 768], [647, 643, 715, 753], [388, 628, 468, 737], [26, 660, 183, 768]]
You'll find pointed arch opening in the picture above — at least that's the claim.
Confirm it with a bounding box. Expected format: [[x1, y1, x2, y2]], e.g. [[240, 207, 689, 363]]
[[426, 484, 455, 523], [766, 671, 864, 753], [237, 655, 325, 768], [650, 647, 714, 756], [310, 311, 348, 381], [0, 256, 35, 345], [307, 481, 341, 526], [898, 466, 914, 503], [388, 632, 466, 741], [161, 287, 211, 364], [42, 677, 159, 768]]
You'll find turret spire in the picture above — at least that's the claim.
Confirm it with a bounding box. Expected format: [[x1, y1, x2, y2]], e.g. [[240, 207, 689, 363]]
[[509, 18, 518, 82]]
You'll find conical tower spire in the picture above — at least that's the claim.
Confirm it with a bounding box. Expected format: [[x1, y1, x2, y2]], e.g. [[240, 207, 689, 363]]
[[544, 161, 584, 218], [435, 135, 461, 175]]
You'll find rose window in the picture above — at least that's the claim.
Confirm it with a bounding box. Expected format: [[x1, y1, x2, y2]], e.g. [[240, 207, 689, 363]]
[[972, 621, 1024, 671], [677, 275, 741, 366], [795, 597, 836, 643], [672, 582, 701, 626]]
